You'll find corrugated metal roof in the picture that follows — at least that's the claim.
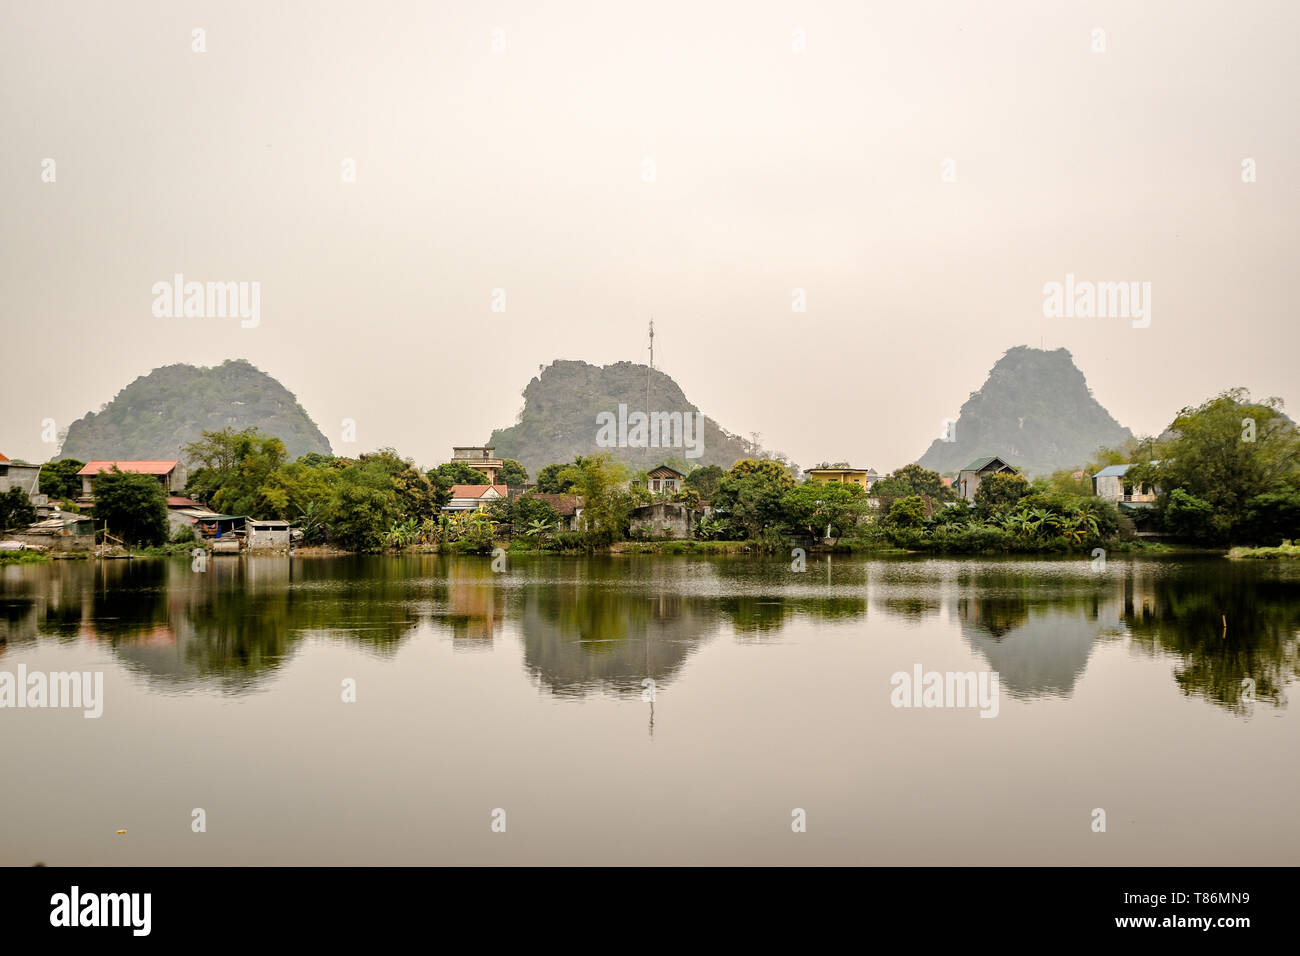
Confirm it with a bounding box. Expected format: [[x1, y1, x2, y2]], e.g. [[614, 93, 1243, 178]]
[[1093, 464, 1133, 478]]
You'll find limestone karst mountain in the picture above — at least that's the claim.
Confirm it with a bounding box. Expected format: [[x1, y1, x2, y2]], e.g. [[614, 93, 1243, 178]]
[[58, 359, 332, 463], [916, 346, 1132, 477], [489, 360, 784, 475]]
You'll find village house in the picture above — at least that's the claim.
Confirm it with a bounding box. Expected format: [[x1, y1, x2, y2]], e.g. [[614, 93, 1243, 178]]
[[451, 446, 505, 485], [956, 456, 1018, 503], [1092, 464, 1159, 506], [76, 460, 187, 506], [443, 484, 509, 513], [524, 493, 585, 531], [646, 464, 685, 495], [805, 464, 881, 490], [0, 453, 43, 504]]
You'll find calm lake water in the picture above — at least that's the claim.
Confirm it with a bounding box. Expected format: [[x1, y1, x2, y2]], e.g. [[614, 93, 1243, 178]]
[[2, 553, 1297, 866]]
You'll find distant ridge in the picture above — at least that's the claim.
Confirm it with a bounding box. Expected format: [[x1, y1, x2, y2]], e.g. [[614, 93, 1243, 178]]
[[489, 359, 781, 475], [916, 346, 1132, 477], [59, 359, 332, 462]]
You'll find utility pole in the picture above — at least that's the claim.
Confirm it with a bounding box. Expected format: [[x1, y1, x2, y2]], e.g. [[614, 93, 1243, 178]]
[[645, 319, 654, 459]]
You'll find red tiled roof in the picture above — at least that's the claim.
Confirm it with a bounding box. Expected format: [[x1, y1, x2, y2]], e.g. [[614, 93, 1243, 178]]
[[167, 497, 204, 508], [77, 460, 179, 476], [448, 484, 508, 498], [0, 452, 8, 462], [526, 493, 583, 516]]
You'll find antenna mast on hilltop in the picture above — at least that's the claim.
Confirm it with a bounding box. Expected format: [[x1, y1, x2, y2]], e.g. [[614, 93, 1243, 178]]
[[645, 319, 654, 458]]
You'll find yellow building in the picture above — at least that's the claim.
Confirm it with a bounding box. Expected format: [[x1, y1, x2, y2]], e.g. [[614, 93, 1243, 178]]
[[805, 465, 880, 490]]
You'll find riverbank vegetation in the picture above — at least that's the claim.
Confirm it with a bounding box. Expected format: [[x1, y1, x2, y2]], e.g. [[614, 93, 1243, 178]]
[[56, 385, 1299, 555]]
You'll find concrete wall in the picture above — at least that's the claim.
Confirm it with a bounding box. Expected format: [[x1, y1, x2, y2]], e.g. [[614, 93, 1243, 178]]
[[629, 503, 696, 539], [0, 462, 42, 497], [247, 522, 291, 550]]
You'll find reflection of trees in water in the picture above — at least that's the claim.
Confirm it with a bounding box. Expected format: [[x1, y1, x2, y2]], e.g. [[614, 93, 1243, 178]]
[[1122, 562, 1300, 713], [514, 582, 706, 698], [5, 557, 426, 691], [4, 555, 1297, 710]]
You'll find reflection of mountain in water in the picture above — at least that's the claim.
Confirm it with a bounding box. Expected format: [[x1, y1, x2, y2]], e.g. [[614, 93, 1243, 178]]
[[959, 605, 1103, 699], [516, 588, 713, 698], [1, 555, 1296, 713]]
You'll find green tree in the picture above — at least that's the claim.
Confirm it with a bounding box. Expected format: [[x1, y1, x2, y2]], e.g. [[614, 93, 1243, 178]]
[[259, 459, 339, 525], [1162, 488, 1217, 541], [1135, 389, 1300, 543], [92, 469, 169, 545], [38, 458, 86, 500], [871, 463, 954, 513], [497, 458, 529, 486], [328, 469, 399, 551], [510, 493, 561, 529], [684, 464, 724, 500], [0, 487, 37, 531], [1239, 490, 1300, 546], [974, 472, 1030, 514], [672, 487, 702, 509], [184, 427, 287, 515], [712, 459, 797, 539], [781, 482, 868, 541], [886, 495, 927, 529], [575, 455, 637, 546], [358, 450, 439, 522], [534, 462, 583, 494]]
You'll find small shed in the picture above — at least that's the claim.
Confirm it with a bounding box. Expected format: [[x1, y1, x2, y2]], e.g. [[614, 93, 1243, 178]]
[[12, 513, 96, 551], [247, 519, 292, 550]]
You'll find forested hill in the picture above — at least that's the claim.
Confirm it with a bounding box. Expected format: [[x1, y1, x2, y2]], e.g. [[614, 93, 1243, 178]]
[[916, 346, 1132, 477], [489, 360, 778, 475], [59, 359, 332, 462]]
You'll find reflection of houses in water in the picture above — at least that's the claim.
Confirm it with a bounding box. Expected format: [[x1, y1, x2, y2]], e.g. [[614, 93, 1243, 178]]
[[441, 563, 507, 645]]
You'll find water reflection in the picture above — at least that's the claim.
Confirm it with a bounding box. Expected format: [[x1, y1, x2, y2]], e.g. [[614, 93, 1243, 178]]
[[1, 555, 1297, 713]]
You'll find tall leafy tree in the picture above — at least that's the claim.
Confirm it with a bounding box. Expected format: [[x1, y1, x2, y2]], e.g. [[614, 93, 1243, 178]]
[[185, 427, 287, 515], [92, 469, 169, 545], [428, 461, 489, 489], [713, 459, 796, 539], [534, 462, 583, 494], [684, 464, 724, 500], [497, 459, 529, 486], [1135, 389, 1300, 543], [0, 487, 37, 531], [781, 482, 868, 541], [973, 472, 1030, 514], [38, 458, 86, 500]]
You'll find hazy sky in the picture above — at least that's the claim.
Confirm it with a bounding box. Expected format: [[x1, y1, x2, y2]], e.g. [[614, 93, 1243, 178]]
[[2, 0, 1296, 473]]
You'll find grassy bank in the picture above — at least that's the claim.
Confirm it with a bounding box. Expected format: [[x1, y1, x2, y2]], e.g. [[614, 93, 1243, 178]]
[[1228, 541, 1300, 559], [0, 550, 52, 565]]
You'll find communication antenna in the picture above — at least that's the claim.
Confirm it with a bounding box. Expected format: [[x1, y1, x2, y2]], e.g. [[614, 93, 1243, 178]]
[[645, 319, 654, 459]]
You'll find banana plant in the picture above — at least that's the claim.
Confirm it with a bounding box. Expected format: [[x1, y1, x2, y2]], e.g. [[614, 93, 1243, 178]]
[[524, 518, 552, 545]]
